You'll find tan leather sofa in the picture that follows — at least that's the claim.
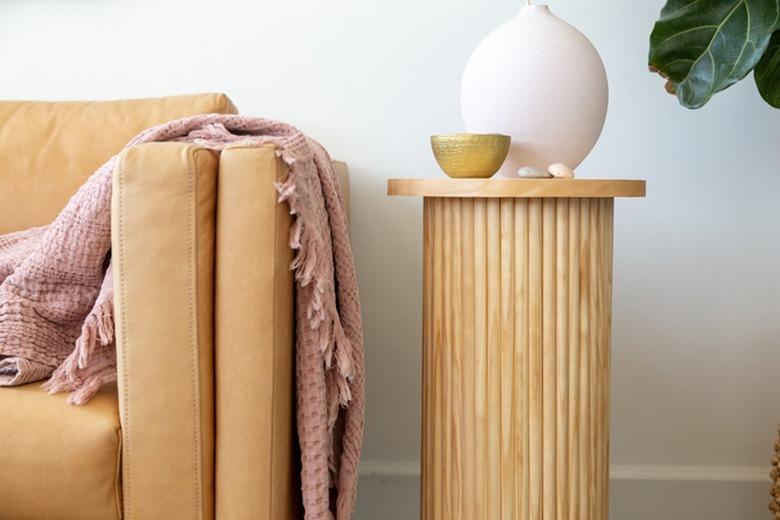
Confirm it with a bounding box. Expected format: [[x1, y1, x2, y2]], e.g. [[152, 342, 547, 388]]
[[0, 93, 346, 520]]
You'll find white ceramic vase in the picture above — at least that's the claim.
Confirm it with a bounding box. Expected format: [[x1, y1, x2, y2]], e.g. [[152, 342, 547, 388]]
[[461, 5, 608, 177]]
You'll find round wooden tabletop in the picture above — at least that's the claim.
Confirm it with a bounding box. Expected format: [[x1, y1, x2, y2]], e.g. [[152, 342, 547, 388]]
[[387, 178, 646, 198]]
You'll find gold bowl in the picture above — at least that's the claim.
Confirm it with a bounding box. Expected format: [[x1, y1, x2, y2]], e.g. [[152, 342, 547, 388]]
[[430, 133, 510, 179]]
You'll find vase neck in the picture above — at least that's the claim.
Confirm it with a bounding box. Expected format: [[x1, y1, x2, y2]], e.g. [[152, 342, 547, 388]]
[[519, 4, 551, 15]]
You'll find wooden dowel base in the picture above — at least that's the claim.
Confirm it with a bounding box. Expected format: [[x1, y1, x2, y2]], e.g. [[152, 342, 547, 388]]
[[422, 196, 614, 520]]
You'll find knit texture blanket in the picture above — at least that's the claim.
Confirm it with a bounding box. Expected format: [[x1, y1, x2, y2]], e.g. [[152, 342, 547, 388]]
[[0, 114, 364, 520]]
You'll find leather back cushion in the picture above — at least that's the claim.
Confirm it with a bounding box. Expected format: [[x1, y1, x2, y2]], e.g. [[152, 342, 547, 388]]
[[0, 93, 237, 234]]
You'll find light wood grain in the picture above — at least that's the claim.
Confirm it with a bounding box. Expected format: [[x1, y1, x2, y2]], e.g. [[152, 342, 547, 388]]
[[421, 197, 614, 520], [388, 178, 645, 199]]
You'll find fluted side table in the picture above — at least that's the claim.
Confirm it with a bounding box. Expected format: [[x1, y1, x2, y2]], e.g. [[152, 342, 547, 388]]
[[388, 178, 645, 520]]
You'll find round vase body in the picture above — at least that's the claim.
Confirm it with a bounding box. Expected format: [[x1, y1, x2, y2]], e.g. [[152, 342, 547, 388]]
[[461, 5, 608, 177]]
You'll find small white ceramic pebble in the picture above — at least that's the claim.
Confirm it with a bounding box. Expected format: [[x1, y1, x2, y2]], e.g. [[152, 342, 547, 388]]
[[517, 166, 552, 179], [548, 163, 575, 179]]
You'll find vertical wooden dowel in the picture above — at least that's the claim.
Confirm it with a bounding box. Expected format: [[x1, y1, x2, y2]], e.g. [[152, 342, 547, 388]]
[[567, 198, 581, 520], [451, 199, 464, 519], [588, 200, 599, 520], [528, 198, 543, 520], [500, 198, 516, 520], [432, 199, 445, 514], [433, 198, 445, 520], [473, 198, 488, 518], [542, 198, 557, 520], [442, 199, 453, 519], [603, 199, 614, 518], [578, 199, 591, 520], [515, 199, 530, 520], [486, 198, 502, 520], [597, 199, 606, 520], [555, 199, 569, 520], [461, 199, 476, 519]]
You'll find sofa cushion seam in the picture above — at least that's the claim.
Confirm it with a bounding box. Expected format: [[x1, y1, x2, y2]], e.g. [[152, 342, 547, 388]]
[[188, 147, 204, 520], [116, 152, 132, 519]]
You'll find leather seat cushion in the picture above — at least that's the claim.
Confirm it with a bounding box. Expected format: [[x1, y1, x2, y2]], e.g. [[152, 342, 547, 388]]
[[0, 383, 121, 520]]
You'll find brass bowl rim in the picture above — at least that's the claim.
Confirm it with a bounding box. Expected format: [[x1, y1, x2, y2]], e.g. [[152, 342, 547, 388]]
[[430, 133, 510, 140]]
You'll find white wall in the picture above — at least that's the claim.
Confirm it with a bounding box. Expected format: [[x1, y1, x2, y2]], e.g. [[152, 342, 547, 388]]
[[2, 0, 779, 517]]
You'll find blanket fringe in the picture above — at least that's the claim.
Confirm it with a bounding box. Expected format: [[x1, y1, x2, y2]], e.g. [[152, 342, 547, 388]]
[[43, 296, 115, 403], [277, 165, 356, 413], [67, 365, 117, 405]]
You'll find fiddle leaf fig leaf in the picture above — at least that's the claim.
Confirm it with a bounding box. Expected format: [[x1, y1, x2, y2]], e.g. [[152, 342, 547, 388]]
[[649, 0, 780, 109], [755, 30, 780, 107]]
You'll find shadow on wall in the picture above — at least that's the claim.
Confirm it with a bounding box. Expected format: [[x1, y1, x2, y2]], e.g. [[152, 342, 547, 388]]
[[347, 162, 424, 467]]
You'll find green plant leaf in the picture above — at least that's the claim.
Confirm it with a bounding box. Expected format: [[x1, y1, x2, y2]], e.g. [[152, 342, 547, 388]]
[[649, 0, 780, 109], [755, 30, 780, 106]]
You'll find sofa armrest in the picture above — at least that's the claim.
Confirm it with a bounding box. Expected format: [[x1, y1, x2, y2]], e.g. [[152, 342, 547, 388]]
[[214, 148, 349, 519], [214, 145, 298, 520], [112, 142, 218, 520]]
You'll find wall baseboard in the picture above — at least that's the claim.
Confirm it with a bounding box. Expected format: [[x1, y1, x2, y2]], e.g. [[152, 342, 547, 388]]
[[358, 459, 771, 482], [610, 464, 769, 482], [355, 460, 772, 520]]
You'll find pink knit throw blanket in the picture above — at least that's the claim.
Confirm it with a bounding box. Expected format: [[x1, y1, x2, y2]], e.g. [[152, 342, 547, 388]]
[[0, 114, 364, 519]]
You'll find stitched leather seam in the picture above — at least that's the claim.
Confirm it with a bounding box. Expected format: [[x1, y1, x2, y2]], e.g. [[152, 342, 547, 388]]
[[188, 148, 204, 520], [116, 153, 132, 519]]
